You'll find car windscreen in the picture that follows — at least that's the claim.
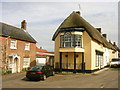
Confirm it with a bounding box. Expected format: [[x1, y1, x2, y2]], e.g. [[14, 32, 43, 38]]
[[29, 66, 43, 71], [112, 59, 120, 62]]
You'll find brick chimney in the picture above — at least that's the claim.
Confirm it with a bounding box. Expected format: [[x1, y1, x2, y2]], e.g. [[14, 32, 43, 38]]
[[21, 20, 27, 30], [113, 42, 116, 46], [102, 34, 107, 38], [109, 40, 111, 43], [75, 11, 80, 15], [96, 28, 101, 33]]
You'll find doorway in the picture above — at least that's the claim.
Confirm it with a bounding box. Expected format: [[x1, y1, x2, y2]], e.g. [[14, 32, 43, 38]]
[[14, 57, 19, 73]]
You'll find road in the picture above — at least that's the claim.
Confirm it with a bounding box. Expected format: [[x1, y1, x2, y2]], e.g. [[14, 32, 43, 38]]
[[2, 68, 119, 88]]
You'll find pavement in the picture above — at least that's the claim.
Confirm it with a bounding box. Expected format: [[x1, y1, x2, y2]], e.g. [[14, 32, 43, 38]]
[[92, 67, 109, 74], [2, 67, 119, 88]]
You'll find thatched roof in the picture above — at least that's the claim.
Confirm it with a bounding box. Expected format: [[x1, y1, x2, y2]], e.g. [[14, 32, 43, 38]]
[[0, 22, 37, 43], [52, 11, 116, 50]]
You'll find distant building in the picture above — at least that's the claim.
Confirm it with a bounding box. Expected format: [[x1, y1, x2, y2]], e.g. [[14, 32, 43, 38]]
[[0, 20, 37, 73], [36, 47, 54, 67], [52, 11, 119, 73]]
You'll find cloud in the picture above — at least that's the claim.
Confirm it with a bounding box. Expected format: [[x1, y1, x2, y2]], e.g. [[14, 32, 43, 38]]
[[1, 0, 119, 2], [2, 2, 118, 51]]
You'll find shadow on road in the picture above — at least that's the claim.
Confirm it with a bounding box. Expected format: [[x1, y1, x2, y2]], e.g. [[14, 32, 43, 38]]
[[110, 67, 120, 71], [21, 77, 43, 82]]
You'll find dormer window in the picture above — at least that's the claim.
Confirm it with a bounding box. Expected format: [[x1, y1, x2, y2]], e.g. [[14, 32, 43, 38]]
[[10, 39, 17, 49], [25, 42, 30, 50], [60, 32, 82, 48]]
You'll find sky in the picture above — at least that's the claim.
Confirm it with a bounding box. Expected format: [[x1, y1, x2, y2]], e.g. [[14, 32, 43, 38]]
[[1, 1, 119, 51]]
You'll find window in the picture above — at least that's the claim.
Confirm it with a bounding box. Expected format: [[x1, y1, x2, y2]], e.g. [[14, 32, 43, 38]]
[[10, 39, 17, 49], [75, 35, 81, 47], [100, 56, 103, 66], [60, 32, 82, 48], [96, 50, 103, 67], [23, 58, 30, 68], [96, 55, 99, 67], [60, 36, 64, 48], [25, 42, 30, 50], [64, 32, 71, 47]]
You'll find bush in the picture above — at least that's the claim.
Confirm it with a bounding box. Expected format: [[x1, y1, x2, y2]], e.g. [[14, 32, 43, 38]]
[[22, 68, 27, 72], [2, 70, 12, 75]]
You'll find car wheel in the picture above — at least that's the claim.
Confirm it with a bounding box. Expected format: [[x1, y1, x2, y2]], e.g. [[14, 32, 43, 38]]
[[25, 77, 30, 81], [42, 75, 46, 80]]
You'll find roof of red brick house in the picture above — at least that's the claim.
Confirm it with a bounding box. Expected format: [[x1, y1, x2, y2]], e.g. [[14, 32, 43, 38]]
[[0, 21, 37, 43]]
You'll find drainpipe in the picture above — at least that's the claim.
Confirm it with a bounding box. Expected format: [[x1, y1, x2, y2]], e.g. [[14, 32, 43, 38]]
[[82, 52, 85, 73], [60, 52, 62, 72], [73, 52, 76, 73], [5, 36, 10, 71], [66, 52, 69, 72]]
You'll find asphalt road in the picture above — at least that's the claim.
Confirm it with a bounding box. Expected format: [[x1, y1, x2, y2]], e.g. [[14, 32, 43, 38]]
[[2, 68, 119, 88]]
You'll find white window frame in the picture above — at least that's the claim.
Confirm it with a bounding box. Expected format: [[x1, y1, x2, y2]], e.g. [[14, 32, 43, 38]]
[[96, 55, 99, 67], [100, 56, 103, 66], [60, 33, 82, 48], [25, 42, 30, 50], [64, 35, 71, 47], [75, 35, 82, 47], [96, 54, 103, 67], [10, 39, 17, 49], [23, 58, 30, 68], [60, 35, 64, 48]]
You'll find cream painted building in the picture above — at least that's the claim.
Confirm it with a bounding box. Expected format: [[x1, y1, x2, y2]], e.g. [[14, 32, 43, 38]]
[[52, 11, 119, 73]]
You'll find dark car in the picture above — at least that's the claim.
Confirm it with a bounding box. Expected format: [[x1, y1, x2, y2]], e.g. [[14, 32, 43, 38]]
[[26, 65, 54, 80]]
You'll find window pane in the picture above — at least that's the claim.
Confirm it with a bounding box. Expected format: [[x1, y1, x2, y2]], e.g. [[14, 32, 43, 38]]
[[25, 43, 30, 50], [10, 39, 17, 49], [60, 36, 64, 47], [74, 35, 81, 47]]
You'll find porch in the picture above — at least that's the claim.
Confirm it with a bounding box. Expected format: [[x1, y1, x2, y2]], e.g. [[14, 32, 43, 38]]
[[8, 53, 20, 73], [58, 51, 85, 73]]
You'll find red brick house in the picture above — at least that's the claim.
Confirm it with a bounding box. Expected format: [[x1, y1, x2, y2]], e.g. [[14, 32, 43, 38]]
[[0, 20, 37, 73]]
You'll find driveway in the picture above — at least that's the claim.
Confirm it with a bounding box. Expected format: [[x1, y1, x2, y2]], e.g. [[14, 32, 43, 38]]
[[2, 68, 119, 88]]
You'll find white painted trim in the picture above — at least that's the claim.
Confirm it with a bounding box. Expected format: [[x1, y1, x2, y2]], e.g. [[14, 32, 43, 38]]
[[10, 54, 20, 73]]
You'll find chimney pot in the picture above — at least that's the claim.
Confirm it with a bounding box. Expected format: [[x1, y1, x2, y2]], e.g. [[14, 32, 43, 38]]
[[109, 40, 111, 43], [113, 42, 116, 46], [102, 34, 107, 38], [75, 11, 80, 15], [21, 20, 27, 30], [96, 28, 101, 33]]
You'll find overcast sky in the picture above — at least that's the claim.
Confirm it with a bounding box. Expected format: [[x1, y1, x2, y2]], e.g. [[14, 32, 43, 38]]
[[1, 1, 118, 51]]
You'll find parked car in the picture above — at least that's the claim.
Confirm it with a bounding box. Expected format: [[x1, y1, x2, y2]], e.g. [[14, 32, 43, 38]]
[[110, 58, 120, 68], [26, 65, 54, 80]]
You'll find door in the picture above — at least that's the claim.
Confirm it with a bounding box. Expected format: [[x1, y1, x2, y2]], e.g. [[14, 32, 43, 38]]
[[14, 58, 18, 73]]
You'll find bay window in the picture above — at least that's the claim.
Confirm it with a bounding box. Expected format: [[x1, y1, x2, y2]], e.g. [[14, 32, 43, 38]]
[[60, 32, 82, 48]]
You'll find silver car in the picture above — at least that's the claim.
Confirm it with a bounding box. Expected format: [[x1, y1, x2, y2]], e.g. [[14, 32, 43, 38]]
[[110, 58, 120, 68]]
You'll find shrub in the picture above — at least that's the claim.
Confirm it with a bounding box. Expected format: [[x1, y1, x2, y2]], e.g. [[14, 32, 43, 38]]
[[22, 68, 27, 72], [2, 70, 12, 75]]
